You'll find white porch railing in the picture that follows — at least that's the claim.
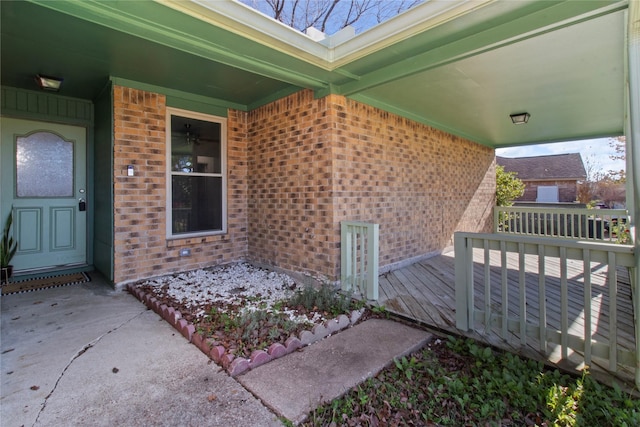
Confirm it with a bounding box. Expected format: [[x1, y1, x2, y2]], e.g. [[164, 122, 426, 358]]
[[454, 232, 638, 387], [341, 221, 379, 300], [495, 206, 630, 244]]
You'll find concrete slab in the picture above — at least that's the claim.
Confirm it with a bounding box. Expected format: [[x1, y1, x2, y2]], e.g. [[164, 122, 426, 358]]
[[1, 275, 281, 427], [237, 318, 431, 425]]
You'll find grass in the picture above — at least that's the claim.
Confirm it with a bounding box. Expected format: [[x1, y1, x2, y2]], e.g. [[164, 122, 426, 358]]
[[301, 336, 640, 426]]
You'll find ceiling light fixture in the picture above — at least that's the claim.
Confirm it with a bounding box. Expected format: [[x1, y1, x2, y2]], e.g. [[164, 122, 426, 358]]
[[35, 74, 63, 92], [509, 112, 530, 125], [184, 124, 199, 145]]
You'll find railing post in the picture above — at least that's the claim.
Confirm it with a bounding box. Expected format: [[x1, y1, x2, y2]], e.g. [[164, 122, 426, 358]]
[[340, 221, 379, 301], [366, 224, 379, 300], [454, 232, 471, 330], [340, 223, 352, 293]]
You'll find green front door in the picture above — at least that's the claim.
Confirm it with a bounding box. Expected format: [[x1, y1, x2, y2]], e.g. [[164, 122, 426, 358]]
[[1, 118, 87, 273]]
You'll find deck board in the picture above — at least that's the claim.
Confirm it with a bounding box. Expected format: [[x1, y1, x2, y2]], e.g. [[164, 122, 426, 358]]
[[376, 249, 637, 390]]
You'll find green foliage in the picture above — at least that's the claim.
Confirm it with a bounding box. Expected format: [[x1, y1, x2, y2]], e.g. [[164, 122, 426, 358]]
[[611, 221, 631, 245], [197, 305, 307, 358], [302, 337, 640, 426], [371, 304, 389, 318], [287, 284, 356, 316], [496, 165, 525, 207], [1, 210, 17, 267]]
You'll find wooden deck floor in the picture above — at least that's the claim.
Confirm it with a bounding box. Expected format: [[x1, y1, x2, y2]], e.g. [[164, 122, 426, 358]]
[[376, 248, 636, 390]]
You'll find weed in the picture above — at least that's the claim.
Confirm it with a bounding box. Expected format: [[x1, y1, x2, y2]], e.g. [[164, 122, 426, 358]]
[[302, 337, 640, 426]]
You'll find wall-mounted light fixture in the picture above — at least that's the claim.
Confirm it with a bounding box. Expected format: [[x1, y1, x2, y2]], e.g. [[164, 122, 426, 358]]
[[509, 112, 530, 125], [35, 74, 63, 92]]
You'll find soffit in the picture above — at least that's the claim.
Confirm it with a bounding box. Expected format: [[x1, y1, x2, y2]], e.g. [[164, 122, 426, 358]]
[[0, 0, 628, 148]]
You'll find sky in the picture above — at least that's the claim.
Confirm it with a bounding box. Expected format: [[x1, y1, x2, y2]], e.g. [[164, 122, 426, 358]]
[[496, 137, 625, 177]]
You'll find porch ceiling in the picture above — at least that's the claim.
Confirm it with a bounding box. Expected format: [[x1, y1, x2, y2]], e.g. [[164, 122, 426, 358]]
[[0, 0, 627, 148]]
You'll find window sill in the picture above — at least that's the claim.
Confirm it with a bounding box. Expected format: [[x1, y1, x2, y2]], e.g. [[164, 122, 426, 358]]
[[166, 231, 227, 247]]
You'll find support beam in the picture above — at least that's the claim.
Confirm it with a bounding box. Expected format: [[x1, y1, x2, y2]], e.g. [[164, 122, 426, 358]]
[[625, 0, 640, 391]]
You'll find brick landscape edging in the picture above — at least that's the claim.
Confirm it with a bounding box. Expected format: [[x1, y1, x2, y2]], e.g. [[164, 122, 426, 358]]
[[127, 284, 365, 376]]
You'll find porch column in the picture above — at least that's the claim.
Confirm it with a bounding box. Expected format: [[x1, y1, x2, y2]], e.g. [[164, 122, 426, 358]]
[[626, 0, 640, 390]]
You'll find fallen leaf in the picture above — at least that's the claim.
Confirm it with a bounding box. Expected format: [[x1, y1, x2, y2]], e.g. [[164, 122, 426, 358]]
[[207, 394, 217, 402], [30, 385, 40, 391]]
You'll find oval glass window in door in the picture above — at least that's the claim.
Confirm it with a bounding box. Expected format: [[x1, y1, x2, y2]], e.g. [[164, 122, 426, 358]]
[[16, 131, 74, 198]]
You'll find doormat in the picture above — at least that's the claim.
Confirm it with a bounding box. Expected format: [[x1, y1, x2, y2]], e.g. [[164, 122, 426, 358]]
[[1, 272, 91, 296]]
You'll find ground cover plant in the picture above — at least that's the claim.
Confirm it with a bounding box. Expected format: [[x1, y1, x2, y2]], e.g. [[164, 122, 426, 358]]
[[301, 336, 640, 426], [135, 263, 365, 359]]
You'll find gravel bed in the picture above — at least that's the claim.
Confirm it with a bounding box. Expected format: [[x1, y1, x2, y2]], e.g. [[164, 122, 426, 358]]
[[136, 262, 329, 325]]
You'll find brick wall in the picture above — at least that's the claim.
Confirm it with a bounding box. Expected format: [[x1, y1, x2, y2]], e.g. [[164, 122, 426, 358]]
[[112, 86, 494, 284], [246, 91, 336, 280], [520, 180, 578, 202], [112, 86, 248, 284], [245, 90, 495, 281], [331, 96, 494, 274]]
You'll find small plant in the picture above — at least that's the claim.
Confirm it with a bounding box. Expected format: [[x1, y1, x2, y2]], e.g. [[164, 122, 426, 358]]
[[611, 220, 631, 245], [1, 210, 17, 268], [371, 304, 389, 318], [287, 284, 355, 316]]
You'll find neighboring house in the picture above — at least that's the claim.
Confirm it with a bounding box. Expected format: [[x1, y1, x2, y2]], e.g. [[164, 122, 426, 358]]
[[497, 154, 587, 203], [0, 1, 636, 288]]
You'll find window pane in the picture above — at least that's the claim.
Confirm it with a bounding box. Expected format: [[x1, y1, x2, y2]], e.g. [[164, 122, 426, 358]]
[[171, 176, 223, 234], [16, 132, 73, 197], [170, 116, 221, 173]]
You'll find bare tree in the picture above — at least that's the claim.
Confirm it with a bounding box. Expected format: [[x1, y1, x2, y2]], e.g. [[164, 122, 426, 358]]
[[240, 0, 423, 35], [577, 154, 604, 204], [607, 136, 626, 183], [577, 150, 626, 207]]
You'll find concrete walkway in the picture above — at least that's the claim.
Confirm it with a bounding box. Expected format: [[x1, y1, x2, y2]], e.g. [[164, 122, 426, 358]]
[[1, 273, 431, 426]]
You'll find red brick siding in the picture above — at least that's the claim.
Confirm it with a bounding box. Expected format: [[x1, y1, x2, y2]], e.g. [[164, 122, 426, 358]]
[[112, 86, 248, 284], [246, 91, 336, 279], [245, 90, 494, 280], [519, 180, 579, 202], [331, 96, 494, 273], [112, 86, 494, 284]]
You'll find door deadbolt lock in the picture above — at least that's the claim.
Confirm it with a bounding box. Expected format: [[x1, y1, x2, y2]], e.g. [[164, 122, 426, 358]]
[[79, 198, 86, 212]]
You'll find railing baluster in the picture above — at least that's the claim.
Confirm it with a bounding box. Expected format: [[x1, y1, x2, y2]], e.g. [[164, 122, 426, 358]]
[[560, 246, 568, 360], [352, 227, 358, 292], [341, 222, 379, 300], [454, 233, 470, 330], [577, 212, 583, 239], [501, 240, 508, 340], [608, 251, 617, 371], [467, 238, 475, 329], [519, 242, 526, 346], [484, 240, 491, 329], [583, 249, 592, 366], [359, 228, 365, 295], [538, 244, 547, 352]]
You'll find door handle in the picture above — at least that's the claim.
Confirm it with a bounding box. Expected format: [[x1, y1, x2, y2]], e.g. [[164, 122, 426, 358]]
[[79, 198, 86, 211]]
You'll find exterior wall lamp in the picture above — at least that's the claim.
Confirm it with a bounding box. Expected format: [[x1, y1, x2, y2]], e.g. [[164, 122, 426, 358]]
[[509, 112, 530, 124], [35, 74, 63, 91]]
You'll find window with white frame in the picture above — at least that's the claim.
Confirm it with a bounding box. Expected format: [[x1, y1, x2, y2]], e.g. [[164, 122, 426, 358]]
[[167, 108, 226, 237]]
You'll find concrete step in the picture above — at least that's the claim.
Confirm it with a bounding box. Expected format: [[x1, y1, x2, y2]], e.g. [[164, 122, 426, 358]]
[[237, 318, 432, 425]]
